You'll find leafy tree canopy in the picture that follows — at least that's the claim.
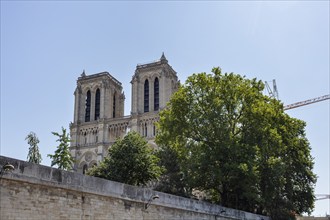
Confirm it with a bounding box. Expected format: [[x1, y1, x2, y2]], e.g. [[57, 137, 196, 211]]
[[154, 144, 190, 197], [25, 131, 42, 164], [47, 127, 74, 170], [156, 67, 316, 220], [87, 131, 162, 186]]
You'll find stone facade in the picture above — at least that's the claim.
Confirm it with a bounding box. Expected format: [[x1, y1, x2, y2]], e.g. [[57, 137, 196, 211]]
[[69, 54, 179, 173], [0, 156, 270, 220]]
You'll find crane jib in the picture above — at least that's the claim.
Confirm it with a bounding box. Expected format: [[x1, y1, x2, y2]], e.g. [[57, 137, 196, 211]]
[[284, 94, 330, 110]]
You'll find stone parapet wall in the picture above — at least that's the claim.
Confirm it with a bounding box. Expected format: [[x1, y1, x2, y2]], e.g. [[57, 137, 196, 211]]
[[0, 156, 269, 220]]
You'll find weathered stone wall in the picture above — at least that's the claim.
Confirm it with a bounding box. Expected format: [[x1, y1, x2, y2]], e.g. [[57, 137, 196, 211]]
[[0, 156, 269, 220]]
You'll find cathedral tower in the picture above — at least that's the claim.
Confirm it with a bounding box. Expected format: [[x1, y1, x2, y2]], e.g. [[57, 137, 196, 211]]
[[130, 53, 178, 144], [70, 71, 126, 173], [70, 54, 179, 173]]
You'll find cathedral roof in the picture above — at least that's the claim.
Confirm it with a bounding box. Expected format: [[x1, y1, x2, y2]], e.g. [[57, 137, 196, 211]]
[[136, 53, 169, 69], [78, 71, 122, 87]]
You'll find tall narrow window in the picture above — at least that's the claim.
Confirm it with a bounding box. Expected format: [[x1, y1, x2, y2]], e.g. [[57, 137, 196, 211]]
[[94, 88, 100, 120], [83, 164, 88, 174], [145, 123, 148, 137], [154, 77, 159, 111], [85, 90, 91, 122], [144, 79, 149, 112], [113, 92, 116, 118], [153, 125, 156, 136], [84, 132, 87, 144]]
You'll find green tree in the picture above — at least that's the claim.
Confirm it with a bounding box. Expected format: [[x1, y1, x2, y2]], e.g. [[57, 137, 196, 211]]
[[25, 131, 42, 164], [47, 127, 74, 170], [87, 131, 162, 186], [253, 113, 316, 219], [156, 67, 316, 219], [154, 144, 190, 197]]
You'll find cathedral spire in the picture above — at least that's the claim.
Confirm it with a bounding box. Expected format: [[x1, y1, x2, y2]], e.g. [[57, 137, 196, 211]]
[[160, 52, 168, 63], [81, 69, 86, 77], [160, 52, 166, 60]]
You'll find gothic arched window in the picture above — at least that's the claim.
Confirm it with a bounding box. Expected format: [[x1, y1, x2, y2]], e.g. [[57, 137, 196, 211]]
[[154, 77, 159, 111], [144, 79, 149, 112], [113, 92, 116, 118], [153, 125, 156, 136], [83, 164, 88, 174], [85, 90, 91, 122], [84, 132, 87, 144], [94, 88, 100, 120]]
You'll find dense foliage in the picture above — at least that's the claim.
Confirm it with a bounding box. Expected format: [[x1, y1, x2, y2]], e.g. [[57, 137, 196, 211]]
[[25, 131, 42, 164], [154, 144, 190, 197], [156, 67, 316, 220], [87, 131, 162, 186], [47, 127, 74, 170]]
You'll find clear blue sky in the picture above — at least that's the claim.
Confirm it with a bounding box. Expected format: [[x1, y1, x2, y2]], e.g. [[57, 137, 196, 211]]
[[1, 1, 329, 216]]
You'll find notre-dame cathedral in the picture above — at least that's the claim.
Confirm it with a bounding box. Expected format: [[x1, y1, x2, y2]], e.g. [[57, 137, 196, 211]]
[[69, 54, 179, 173]]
